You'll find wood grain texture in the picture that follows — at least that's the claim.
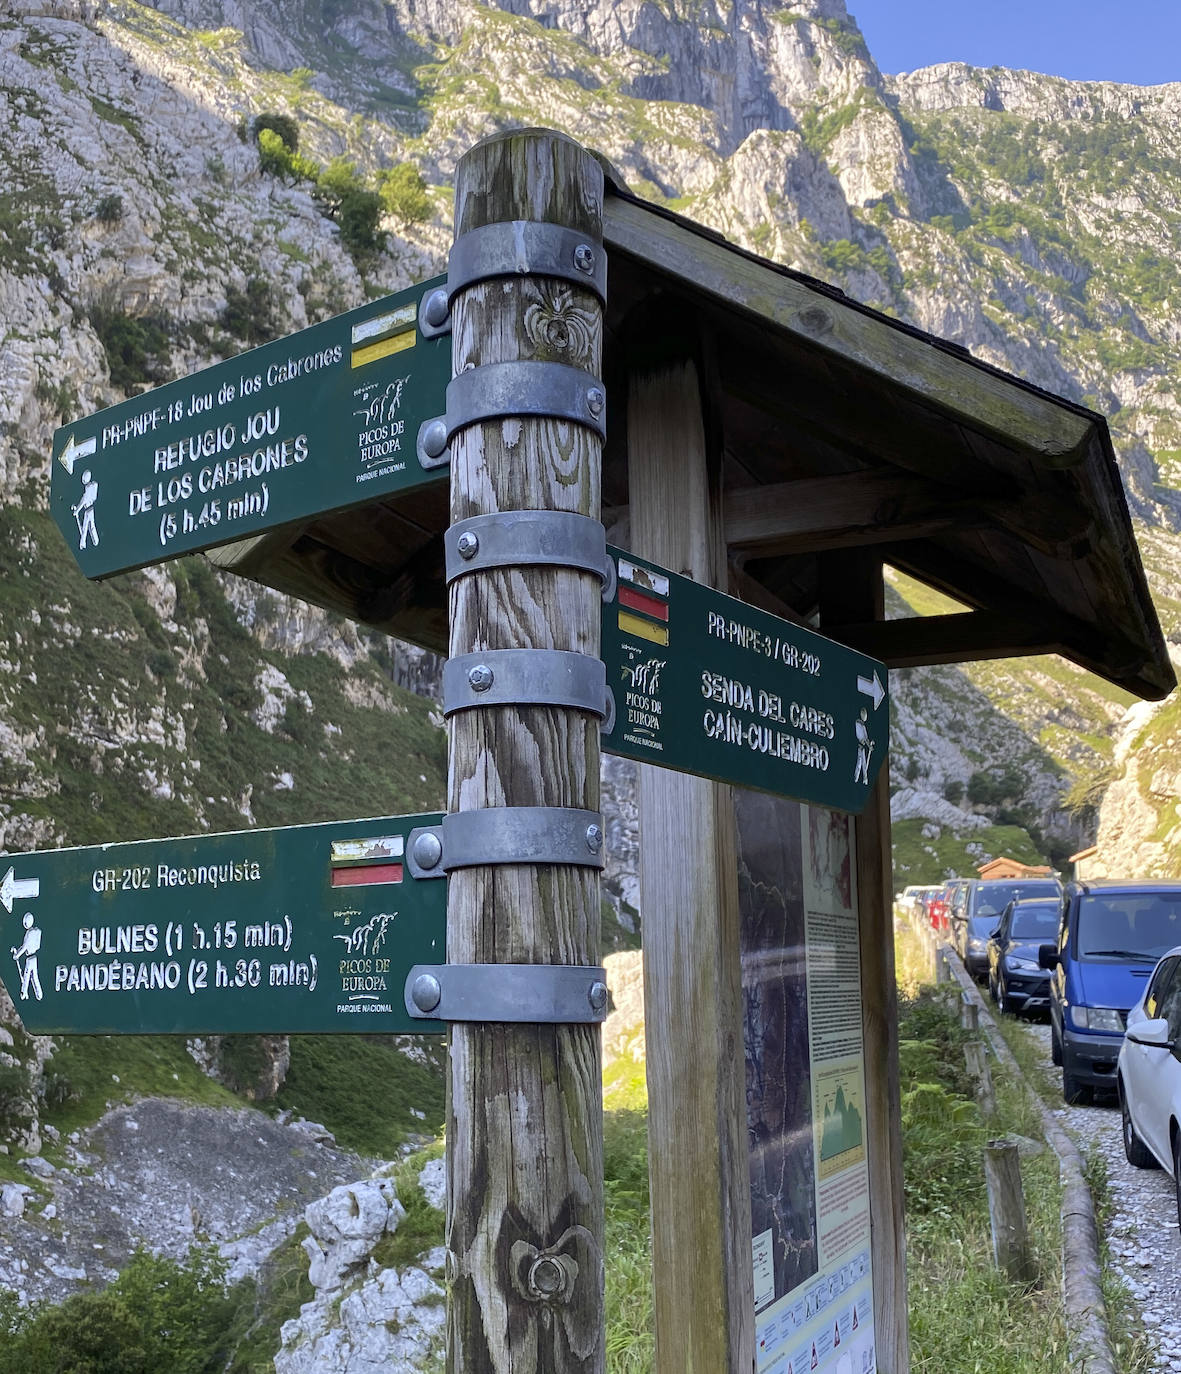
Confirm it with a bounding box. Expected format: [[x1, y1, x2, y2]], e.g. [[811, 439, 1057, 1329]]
[[628, 359, 755, 1374], [446, 131, 606, 1374], [604, 195, 1092, 463], [823, 554, 908, 1374]]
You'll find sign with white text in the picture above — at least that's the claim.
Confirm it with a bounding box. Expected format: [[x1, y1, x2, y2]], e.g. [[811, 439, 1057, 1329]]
[[50, 279, 449, 579], [601, 548, 888, 813], [0, 814, 445, 1035]]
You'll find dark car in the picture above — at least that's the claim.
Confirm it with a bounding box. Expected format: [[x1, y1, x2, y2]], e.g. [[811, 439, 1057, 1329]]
[[955, 877, 1062, 980], [986, 897, 1059, 1016], [1042, 880, 1181, 1104]]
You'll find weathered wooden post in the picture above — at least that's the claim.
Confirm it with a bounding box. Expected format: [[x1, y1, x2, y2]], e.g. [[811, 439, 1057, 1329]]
[[983, 1140, 1033, 1283], [440, 129, 607, 1371], [961, 995, 980, 1032], [627, 334, 753, 1373], [964, 1040, 996, 1118]]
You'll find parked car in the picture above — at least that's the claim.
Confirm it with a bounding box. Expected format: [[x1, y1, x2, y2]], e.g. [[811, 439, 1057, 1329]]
[[954, 877, 1062, 981], [897, 885, 925, 917], [914, 886, 942, 929], [1042, 880, 1181, 1104], [1116, 944, 1181, 1226], [927, 886, 950, 934], [986, 897, 1059, 1016]]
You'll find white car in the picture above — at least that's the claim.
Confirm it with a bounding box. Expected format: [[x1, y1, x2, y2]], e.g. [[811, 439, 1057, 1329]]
[[1117, 942, 1181, 1226]]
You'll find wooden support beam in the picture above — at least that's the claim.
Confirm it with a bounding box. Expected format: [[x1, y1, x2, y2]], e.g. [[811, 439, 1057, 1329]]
[[629, 358, 754, 1374], [616, 463, 1089, 564], [724, 470, 980, 556], [818, 550, 908, 1374], [829, 609, 1063, 668], [445, 131, 606, 1374]]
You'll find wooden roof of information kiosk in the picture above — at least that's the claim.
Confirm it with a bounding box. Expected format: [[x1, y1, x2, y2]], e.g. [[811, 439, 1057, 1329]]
[[210, 175, 1174, 704]]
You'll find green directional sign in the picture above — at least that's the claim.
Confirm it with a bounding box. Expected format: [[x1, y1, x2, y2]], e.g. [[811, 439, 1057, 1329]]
[[0, 814, 445, 1035], [50, 278, 450, 579], [600, 547, 888, 814]]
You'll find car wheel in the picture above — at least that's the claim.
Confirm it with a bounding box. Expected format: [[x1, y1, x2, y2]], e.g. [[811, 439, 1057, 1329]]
[[1062, 1058, 1092, 1106], [997, 978, 1013, 1016], [988, 971, 998, 1003], [1120, 1084, 1158, 1169], [1050, 1018, 1062, 1067]]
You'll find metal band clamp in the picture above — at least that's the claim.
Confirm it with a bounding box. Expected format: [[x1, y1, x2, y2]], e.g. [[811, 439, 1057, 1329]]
[[445, 511, 617, 602], [405, 963, 610, 1024], [418, 223, 607, 338], [417, 361, 606, 469], [406, 807, 605, 879], [444, 649, 607, 719]]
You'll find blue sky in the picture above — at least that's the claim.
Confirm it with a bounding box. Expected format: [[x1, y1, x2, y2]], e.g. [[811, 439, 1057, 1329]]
[[851, 1, 1181, 86]]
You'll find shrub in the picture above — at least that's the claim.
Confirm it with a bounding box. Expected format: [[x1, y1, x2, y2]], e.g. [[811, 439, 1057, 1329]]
[[943, 779, 965, 806], [337, 188, 384, 255], [252, 111, 299, 152], [220, 277, 280, 346], [256, 128, 318, 185], [314, 155, 365, 214], [379, 163, 431, 225], [94, 192, 124, 224], [0, 1249, 238, 1374], [88, 305, 171, 392], [0, 1061, 29, 1131]]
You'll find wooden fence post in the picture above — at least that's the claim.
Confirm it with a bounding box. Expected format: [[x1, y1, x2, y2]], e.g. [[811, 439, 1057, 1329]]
[[445, 130, 606, 1373], [964, 1041, 996, 1118], [983, 1141, 1033, 1283], [961, 996, 980, 1032]]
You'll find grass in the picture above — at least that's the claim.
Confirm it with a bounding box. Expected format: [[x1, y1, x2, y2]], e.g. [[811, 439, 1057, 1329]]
[[896, 922, 1070, 1371], [273, 1034, 447, 1158], [603, 1109, 654, 1372], [42, 1035, 241, 1138], [224, 1224, 315, 1374]]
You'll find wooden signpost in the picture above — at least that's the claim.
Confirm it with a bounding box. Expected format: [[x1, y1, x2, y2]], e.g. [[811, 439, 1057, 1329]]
[[34, 127, 917, 1374], [0, 816, 445, 1036], [49, 278, 450, 578]]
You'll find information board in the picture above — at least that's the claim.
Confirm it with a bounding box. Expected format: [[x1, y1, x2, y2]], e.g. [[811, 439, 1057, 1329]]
[[739, 795, 877, 1374], [50, 279, 449, 579], [601, 548, 888, 814], [0, 814, 445, 1035]]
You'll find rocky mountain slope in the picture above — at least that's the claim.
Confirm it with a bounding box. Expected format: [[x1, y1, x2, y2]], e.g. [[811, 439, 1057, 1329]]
[[4, 0, 1179, 887], [1, 0, 1179, 1361]]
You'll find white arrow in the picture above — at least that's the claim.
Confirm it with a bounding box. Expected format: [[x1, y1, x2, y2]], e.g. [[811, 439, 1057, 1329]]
[[856, 670, 885, 711], [57, 432, 97, 477], [0, 867, 40, 915]]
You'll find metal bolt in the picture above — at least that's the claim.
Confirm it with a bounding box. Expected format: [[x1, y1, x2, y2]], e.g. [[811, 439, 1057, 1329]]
[[586, 387, 605, 418], [456, 530, 480, 560], [573, 243, 596, 275], [422, 287, 450, 329], [468, 664, 494, 692], [528, 1256, 566, 1298], [412, 830, 443, 871], [421, 418, 448, 459], [588, 980, 609, 1014], [585, 823, 603, 854], [411, 972, 442, 1013]]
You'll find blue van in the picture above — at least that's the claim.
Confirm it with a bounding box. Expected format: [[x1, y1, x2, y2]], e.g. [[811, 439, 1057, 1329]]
[[1041, 880, 1181, 1104]]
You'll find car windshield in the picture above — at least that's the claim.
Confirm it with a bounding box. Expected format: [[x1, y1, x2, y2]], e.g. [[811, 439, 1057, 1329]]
[[968, 916, 996, 937], [1010, 902, 1060, 940], [1077, 893, 1181, 961], [974, 880, 1059, 918]]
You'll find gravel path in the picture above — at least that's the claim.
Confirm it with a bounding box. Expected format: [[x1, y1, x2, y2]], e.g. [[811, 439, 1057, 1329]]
[[1014, 1019, 1181, 1370]]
